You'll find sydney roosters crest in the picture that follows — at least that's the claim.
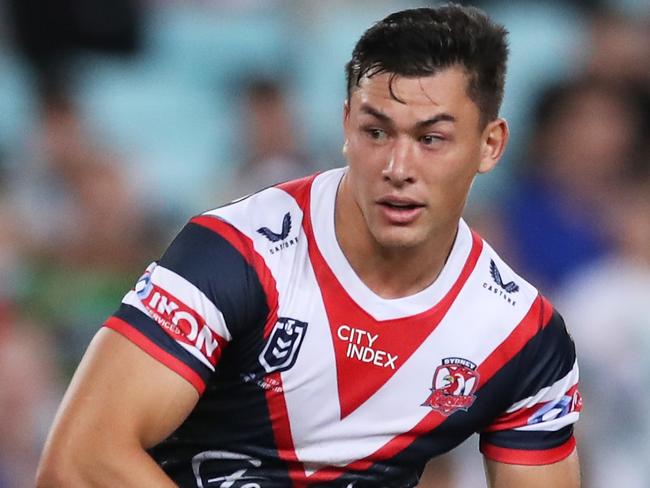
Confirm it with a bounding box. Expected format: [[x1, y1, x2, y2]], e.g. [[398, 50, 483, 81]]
[[422, 357, 479, 415]]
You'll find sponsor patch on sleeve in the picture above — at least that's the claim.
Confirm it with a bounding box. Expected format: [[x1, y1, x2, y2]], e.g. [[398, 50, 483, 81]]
[[135, 266, 225, 369]]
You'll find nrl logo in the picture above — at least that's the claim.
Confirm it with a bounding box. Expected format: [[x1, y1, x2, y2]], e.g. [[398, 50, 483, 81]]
[[422, 357, 479, 415], [259, 317, 308, 374]]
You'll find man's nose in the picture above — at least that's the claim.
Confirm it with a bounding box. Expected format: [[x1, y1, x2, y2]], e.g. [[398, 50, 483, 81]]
[[382, 137, 415, 185]]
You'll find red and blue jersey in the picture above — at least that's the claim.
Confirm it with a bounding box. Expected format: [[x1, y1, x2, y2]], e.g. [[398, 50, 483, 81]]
[[105, 167, 581, 487]]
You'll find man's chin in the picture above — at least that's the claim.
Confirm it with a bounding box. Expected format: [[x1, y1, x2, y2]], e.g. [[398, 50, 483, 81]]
[[372, 228, 424, 251]]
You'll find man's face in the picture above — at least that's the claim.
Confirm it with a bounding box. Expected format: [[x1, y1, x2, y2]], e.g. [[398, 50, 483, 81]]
[[341, 66, 505, 251]]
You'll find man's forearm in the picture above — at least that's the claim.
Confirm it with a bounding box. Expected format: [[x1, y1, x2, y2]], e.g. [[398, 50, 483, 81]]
[[36, 443, 177, 488]]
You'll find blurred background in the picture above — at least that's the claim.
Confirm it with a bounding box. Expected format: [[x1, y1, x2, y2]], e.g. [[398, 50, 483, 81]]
[[0, 0, 648, 486]]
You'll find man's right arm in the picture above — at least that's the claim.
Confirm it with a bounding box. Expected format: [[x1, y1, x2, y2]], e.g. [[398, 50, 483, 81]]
[[36, 327, 200, 487]]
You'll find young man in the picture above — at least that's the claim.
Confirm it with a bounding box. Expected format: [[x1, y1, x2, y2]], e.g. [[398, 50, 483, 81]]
[[37, 5, 582, 487]]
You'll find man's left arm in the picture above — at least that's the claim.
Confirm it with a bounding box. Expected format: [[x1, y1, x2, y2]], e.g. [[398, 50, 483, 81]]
[[484, 448, 580, 487], [479, 300, 582, 486]]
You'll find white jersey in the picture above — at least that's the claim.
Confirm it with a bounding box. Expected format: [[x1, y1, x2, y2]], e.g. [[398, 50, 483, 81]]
[[106, 167, 581, 487]]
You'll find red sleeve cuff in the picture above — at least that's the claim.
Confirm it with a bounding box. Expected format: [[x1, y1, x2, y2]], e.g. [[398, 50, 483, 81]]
[[104, 316, 206, 394], [480, 435, 576, 466]]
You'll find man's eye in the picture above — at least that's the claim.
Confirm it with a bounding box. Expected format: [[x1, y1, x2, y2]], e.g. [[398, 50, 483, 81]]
[[365, 128, 387, 141], [421, 134, 444, 145]]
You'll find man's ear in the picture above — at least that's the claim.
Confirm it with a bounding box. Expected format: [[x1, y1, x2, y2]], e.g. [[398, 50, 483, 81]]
[[478, 118, 509, 174], [342, 100, 351, 155], [343, 100, 351, 126]]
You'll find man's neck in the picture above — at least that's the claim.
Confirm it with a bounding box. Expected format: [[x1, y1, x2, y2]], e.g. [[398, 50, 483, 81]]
[[334, 181, 458, 300]]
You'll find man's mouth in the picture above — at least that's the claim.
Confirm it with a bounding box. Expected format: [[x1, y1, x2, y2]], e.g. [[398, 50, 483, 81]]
[[376, 197, 425, 224], [378, 196, 425, 209], [381, 201, 421, 210]]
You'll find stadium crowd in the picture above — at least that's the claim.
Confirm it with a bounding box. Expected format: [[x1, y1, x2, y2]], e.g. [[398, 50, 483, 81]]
[[0, 0, 648, 486]]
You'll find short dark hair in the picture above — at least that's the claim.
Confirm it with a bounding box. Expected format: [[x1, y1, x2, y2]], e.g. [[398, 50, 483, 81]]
[[345, 4, 509, 126]]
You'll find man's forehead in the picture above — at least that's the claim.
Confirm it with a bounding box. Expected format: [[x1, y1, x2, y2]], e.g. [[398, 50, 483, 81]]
[[351, 67, 471, 105]]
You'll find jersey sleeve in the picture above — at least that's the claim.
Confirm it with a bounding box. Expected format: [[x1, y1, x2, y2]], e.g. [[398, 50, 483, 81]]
[[479, 303, 582, 465], [104, 216, 271, 394]]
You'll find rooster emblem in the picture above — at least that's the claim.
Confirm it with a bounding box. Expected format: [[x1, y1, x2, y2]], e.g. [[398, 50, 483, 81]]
[[422, 359, 479, 415], [439, 369, 468, 396]]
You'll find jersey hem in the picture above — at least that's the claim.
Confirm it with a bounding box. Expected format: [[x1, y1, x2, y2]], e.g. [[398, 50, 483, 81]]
[[479, 435, 576, 465], [104, 316, 206, 394]]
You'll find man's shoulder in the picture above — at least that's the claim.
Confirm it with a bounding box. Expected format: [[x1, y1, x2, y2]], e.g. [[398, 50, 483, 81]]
[[466, 228, 544, 316], [199, 167, 343, 238], [465, 230, 576, 388]]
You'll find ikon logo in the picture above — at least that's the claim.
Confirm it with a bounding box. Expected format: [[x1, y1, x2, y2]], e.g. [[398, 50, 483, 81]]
[[142, 286, 220, 366], [259, 317, 308, 373]]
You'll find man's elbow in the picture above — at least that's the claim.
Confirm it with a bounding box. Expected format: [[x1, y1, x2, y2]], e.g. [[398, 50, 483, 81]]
[[36, 451, 81, 488], [36, 439, 98, 488], [36, 466, 65, 488]]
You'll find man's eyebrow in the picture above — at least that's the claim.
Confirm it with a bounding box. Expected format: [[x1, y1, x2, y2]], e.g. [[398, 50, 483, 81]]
[[360, 104, 393, 125], [415, 113, 456, 128], [360, 103, 456, 128]]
